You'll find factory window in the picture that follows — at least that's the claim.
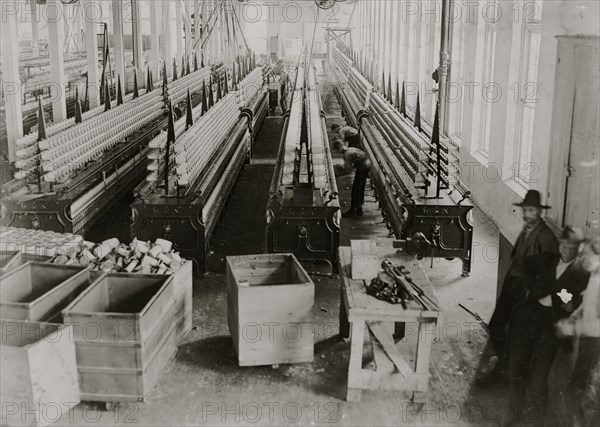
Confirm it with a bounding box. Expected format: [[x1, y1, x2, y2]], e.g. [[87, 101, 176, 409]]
[[476, 22, 497, 157], [512, 1, 543, 187], [447, 6, 468, 140]]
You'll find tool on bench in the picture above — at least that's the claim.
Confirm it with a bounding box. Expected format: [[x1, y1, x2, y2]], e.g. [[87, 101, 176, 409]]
[[392, 232, 433, 254], [366, 272, 410, 308], [381, 259, 439, 311]]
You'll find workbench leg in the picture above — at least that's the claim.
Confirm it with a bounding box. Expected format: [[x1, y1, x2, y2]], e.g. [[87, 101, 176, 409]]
[[413, 320, 436, 401], [339, 286, 350, 339], [346, 320, 365, 402], [415, 321, 435, 373]]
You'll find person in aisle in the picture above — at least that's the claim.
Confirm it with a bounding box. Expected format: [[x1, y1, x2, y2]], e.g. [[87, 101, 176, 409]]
[[505, 226, 590, 426], [332, 139, 371, 219], [331, 123, 360, 149], [556, 236, 600, 427], [478, 190, 559, 385]]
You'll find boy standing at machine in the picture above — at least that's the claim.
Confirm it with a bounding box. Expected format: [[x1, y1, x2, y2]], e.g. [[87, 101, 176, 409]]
[[332, 140, 371, 218]]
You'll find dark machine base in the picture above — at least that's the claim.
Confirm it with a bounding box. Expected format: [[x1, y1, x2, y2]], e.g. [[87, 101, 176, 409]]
[[333, 84, 474, 276], [402, 203, 474, 276], [266, 202, 340, 274], [131, 127, 249, 274], [0, 127, 157, 236]]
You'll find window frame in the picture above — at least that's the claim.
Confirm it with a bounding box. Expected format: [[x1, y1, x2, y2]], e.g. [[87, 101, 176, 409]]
[[478, 20, 498, 157], [512, 4, 543, 188]]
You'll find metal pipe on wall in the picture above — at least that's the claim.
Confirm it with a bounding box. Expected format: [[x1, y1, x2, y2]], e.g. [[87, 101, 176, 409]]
[[438, 0, 451, 135]]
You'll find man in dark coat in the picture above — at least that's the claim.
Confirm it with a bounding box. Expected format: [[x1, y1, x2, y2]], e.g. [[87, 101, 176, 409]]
[[479, 190, 559, 384], [506, 226, 590, 426]]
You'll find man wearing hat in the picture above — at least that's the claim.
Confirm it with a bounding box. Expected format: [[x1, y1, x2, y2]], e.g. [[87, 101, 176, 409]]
[[480, 190, 559, 384], [506, 226, 590, 425]]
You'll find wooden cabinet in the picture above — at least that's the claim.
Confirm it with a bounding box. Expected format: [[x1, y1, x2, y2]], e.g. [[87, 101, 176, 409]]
[[547, 35, 600, 235]]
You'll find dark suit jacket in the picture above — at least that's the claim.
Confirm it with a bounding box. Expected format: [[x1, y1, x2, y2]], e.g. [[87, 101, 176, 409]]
[[510, 219, 559, 267], [502, 220, 559, 300], [522, 252, 591, 320]]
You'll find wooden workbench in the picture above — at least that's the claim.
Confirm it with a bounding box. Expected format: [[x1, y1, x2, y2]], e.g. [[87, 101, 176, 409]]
[[338, 240, 440, 402]]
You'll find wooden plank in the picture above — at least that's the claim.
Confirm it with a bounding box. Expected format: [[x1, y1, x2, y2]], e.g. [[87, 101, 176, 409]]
[[346, 320, 366, 401], [357, 369, 427, 392], [351, 240, 379, 280], [172, 261, 193, 342], [0, 320, 79, 425], [348, 309, 439, 321], [0, 251, 22, 274], [368, 326, 395, 375], [415, 321, 435, 376], [367, 321, 413, 376]]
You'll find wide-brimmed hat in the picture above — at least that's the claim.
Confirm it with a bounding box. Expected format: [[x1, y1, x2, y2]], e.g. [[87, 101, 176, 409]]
[[558, 225, 586, 244], [513, 190, 550, 209]]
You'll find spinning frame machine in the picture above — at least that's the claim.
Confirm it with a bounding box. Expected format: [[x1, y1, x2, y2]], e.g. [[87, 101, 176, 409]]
[[267, 56, 341, 273], [130, 58, 269, 273], [1, 62, 215, 236], [1, 0, 265, 267], [331, 45, 474, 276]]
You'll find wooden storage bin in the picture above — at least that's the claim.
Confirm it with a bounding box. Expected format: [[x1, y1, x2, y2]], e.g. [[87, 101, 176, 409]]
[[0, 251, 21, 274], [21, 253, 53, 263], [62, 273, 177, 403], [226, 254, 314, 366], [0, 252, 52, 275], [0, 319, 79, 427], [0, 262, 97, 322], [172, 260, 193, 343]]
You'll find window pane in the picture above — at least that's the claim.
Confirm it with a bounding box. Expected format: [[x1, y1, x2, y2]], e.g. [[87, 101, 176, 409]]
[[516, 25, 541, 186]]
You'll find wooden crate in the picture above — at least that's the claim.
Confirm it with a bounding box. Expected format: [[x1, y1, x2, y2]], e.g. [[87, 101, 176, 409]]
[[0, 319, 79, 427], [0, 251, 53, 275], [226, 254, 314, 366], [0, 262, 98, 322], [172, 260, 193, 343], [0, 251, 21, 274], [62, 273, 177, 403]]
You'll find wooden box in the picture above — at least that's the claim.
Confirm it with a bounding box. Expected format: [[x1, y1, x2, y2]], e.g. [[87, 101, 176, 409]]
[[350, 240, 379, 280], [0, 319, 79, 427], [62, 273, 177, 402], [0, 262, 97, 322], [0, 251, 53, 275], [172, 260, 193, 343], [226, 254, 314, 366], [0, 251, 21, 274]]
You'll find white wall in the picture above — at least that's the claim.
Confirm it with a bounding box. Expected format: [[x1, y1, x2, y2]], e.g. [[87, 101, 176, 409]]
[[458, 0, 600, 241]]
